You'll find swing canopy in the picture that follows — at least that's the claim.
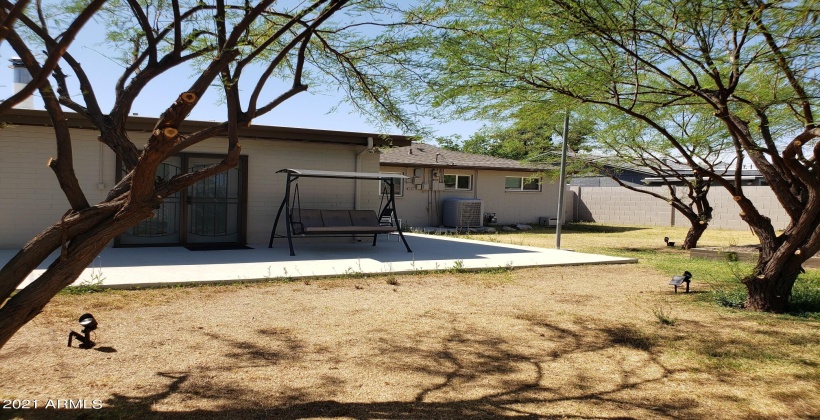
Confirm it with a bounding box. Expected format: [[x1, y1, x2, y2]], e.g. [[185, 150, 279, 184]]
[[276, 168, 408, 180]]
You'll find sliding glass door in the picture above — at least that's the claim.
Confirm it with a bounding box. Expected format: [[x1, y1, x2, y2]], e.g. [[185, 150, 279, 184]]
[[186, 156, 241, 244], [117, 154, 246, 246]]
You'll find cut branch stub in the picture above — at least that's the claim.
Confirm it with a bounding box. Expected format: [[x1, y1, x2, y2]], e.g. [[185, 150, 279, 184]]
[[180, 92, 197, 103], [733, 195, 742, 201], [163, 127, 179, 138]]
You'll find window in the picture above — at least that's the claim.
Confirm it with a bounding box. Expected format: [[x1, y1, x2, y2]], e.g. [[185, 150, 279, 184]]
[[379, 172, 404, 197], [505, 176, 541, 192], [443, 174, 472, 190]]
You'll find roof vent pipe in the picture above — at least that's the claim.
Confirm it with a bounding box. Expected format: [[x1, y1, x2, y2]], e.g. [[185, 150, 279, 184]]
[[8, 57, 35, 109]]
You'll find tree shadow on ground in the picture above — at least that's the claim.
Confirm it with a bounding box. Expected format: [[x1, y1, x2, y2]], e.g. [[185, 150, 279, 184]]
[[13, 313, 817, 419], [18, 316, 700, 420]]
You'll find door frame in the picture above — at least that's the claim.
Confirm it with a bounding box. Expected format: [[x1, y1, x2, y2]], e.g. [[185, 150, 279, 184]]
[[114, 153, 248, 247]]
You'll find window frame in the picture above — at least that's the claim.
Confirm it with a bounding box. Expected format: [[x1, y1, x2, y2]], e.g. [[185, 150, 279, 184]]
[[379, 172, 404, 197], [505, 176, 542, 192], [443, 174, 473, 191]]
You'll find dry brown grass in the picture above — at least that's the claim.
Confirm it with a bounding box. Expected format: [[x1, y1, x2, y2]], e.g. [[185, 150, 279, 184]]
[[1, 257, 818, 419]]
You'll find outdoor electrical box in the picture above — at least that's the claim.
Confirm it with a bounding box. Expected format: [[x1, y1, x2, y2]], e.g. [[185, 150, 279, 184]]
[[411, 168, 425, 187]]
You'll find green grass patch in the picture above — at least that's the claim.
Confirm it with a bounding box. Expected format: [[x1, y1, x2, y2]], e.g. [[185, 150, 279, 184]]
[[451, 223, 820, 318], [787, 273, 820, 319]]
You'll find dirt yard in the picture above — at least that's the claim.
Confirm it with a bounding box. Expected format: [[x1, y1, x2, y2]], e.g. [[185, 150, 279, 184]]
[[1, 263, 818, 419]]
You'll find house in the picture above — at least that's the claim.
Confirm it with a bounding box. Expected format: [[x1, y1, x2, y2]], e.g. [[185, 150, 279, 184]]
[[379, 143, 563, 228], [569, 154, 767, 187], [0, 109, 410, 249]]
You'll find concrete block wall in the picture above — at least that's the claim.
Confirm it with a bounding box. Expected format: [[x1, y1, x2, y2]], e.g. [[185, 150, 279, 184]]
[[571, 185, 790, 231], [704, 187, 789, 230], [572, 186, 675, 227]]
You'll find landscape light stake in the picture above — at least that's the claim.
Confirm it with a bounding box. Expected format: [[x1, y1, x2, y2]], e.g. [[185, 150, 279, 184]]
[[67, 313, 97, 349], [669, 271, 692, 293]]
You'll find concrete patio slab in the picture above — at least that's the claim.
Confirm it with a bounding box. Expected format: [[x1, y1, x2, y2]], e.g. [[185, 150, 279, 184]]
[[2, 233, 636, 289]]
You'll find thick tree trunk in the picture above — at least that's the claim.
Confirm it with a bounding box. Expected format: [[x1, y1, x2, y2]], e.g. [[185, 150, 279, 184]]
[[742, 247, 804, 312], [743, 275, 794, 312], [0, 202, 123, 303], [0, 204, 152, 349], [682, 221, 708, 250]]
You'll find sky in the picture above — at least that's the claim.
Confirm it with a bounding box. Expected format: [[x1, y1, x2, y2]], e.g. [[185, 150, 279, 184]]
[[0, 12, 483, 141]]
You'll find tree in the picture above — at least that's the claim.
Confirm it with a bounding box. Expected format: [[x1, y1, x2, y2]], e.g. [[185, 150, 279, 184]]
[[448, 105, 594, 161], [0, 0, 413, 349], [582, 107, 734, 249], [0, 0, 106, 112], [387, 0, 820, 311]]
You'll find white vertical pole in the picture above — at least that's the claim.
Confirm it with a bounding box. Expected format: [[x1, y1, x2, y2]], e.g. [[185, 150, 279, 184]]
[[555, 111, 570, 249]]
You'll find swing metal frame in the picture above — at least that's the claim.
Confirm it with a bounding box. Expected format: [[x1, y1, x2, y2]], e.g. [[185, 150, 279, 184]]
[[268, 169, 413, 256]]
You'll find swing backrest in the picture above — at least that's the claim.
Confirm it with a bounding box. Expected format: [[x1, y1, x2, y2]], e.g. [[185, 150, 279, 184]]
[[321, 210, 353, 227], [292, 209, 323, 234], [349, 210, 380, 227]]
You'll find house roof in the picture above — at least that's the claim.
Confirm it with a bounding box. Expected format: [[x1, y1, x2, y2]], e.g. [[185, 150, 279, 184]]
[[380, 143, 549, 172], [573, 153, 763, 178], [0, 108, 411, 148]]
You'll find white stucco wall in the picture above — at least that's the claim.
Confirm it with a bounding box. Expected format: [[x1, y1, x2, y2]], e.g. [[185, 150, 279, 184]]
[[0, 125, 118, 248], [0, 124, 381, 248]]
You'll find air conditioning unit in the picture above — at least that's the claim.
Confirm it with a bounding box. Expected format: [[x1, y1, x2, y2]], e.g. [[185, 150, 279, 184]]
[[442, 198, 483, 228]]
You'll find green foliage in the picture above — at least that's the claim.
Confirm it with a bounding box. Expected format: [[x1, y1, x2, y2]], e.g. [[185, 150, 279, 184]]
[[712, 287, 747, 309], [439, 104, 596, 163], [788, 274, 820, 319]]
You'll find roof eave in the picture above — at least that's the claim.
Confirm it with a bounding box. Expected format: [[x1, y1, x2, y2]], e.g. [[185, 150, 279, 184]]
[[0, 108, 410, 147]]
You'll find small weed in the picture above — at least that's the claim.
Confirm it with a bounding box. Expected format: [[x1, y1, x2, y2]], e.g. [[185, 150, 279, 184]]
[[449, 259, 466, 273], [386, 277, 399, 286], [651, 303, 677, 326], [343, 266, 364, 278], [63, 267, 106, 295]]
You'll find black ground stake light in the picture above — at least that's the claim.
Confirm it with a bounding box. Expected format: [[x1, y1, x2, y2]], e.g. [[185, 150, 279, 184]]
[[67, 313, 97, 349], [669, 271, 692, 293]]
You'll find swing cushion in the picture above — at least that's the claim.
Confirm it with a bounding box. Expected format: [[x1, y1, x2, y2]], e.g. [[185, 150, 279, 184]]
[[294, 209, 397, 234]]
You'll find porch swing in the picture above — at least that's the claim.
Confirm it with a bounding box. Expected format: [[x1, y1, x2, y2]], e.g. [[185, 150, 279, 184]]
[[268, 169, 413, 256]]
